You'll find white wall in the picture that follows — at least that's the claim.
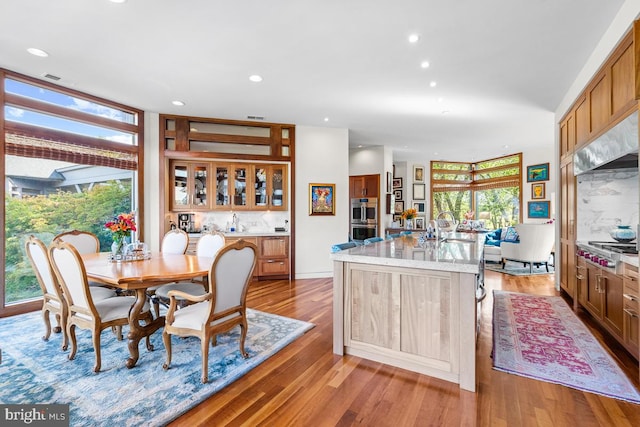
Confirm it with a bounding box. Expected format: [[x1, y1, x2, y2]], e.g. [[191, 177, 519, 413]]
[[144, 112, 161, 252], [295, 126, 350, 278]]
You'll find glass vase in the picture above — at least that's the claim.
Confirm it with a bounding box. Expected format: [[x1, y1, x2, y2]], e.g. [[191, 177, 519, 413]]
[[111, 237, 129, 261]]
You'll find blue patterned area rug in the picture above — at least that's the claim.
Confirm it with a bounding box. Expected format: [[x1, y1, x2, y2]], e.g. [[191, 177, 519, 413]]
[[0, 309, 313, 426]]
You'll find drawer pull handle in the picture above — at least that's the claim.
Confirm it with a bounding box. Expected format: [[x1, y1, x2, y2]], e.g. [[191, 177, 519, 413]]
[[623, 294, 638, 302], [623, 308, 639, 318]]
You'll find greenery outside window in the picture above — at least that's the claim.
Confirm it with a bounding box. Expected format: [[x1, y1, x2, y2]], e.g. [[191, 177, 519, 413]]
[[431, 154, 522, 229], [1, 69, 144, 315]]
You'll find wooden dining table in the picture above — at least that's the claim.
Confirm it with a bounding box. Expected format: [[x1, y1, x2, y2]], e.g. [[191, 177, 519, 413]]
[[82, 252, 213, 368]]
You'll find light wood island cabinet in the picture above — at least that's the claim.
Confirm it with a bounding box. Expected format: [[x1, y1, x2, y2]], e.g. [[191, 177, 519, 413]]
[[331, 233, 484, 392]]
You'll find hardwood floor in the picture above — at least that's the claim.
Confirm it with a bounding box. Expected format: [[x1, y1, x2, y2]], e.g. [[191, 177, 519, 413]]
[[168, 270, 640, 426]]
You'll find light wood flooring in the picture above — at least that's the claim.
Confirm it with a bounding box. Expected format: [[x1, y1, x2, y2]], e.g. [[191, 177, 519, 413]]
[[168, 270, 640, 426]]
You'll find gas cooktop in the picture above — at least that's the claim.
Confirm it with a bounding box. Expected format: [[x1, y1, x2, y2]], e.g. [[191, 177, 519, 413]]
[[587, 241, 638, 254]]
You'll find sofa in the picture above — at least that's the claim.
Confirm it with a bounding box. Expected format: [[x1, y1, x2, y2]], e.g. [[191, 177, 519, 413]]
[[483, 227, 519, 263]]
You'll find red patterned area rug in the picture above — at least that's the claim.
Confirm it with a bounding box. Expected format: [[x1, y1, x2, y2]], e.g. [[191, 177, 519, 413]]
[[492, 290, 640, 403]]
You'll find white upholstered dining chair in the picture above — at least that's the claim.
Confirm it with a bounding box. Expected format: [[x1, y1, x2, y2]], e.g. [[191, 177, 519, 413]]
[[25, 235, 116, 351], [154, 231, 225, 307], [149, 228, 190, 317], [53, 229, 100, 254], [49, 240, 153, 372], [162, 239, 257, 383]]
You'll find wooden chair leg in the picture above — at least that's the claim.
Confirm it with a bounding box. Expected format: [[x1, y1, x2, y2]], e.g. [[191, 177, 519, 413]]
[[68, 324, 78, 361], [92, 327, 101, 373], [162, 332, 172, 371], [201, 334, 210, 383], [42, 307, 52, 341]]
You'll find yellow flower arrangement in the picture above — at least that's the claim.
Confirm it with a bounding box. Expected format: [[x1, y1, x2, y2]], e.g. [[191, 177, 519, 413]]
[[401, 208, 417, 220]]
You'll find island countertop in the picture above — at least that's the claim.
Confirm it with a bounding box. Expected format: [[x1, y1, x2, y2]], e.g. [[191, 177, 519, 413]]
[[329, 231, 485, 274]]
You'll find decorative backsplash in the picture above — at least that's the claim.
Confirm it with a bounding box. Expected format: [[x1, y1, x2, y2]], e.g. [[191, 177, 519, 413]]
[[576, 169, 639, 241], [169, 211, 289, 234]]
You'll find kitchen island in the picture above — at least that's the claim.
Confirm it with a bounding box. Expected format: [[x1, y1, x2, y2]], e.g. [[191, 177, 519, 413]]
[[330, 232, 485, 392]]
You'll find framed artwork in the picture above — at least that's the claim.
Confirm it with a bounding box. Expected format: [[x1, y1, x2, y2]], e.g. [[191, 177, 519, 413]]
[[393, 214, 404, 227], [413, 202, 425, 213], [393, 189, 403, 200], [393, 177, 403, 189], [413, 165, 425, 182], [386, 193, 393, 214], [309, 183, 335, 215], [386, 172, 393, 193], [531, 183, 545, 200], [394, 200, 404, 214], [526, 163, 549, 182], [415, 216, 426, 229], [527, 201, 550, 218], [413, 183, 425, 200]]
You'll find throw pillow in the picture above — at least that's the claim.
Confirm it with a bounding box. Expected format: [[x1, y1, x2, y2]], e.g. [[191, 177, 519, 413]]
[[504, 226, 519, 242]]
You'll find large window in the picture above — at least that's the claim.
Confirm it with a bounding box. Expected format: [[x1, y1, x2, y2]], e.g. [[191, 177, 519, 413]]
[[431, 154, 522, 229], [1, 69, 144, 315]]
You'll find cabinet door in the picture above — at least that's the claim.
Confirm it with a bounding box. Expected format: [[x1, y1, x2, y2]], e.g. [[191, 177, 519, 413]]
[[253, 166, 269, 208], [576, 257, 587, 307], [623, 266, 639, 358], [172, 163, 189, 209], [214, 164, 230, 208], [170, 161, 209, 210], [575, 96, 589, 146], [364, 174, 379, 198], [269, 164, 286, 210], [259, 236, 288, 257], [584, 263, 603, 318], [350, 176, 364, 198], [589, 72, 611, 136], [602, 269, 624, 339], [560, 160, 575, 299], [233, 165, 248, 208], [192, 165, 208, 208]]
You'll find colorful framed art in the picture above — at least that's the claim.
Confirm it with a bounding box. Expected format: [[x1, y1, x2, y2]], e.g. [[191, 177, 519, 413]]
[[526, 163, 549, 182], [527, 201, 550, 218], [309, 183, 335, 215]]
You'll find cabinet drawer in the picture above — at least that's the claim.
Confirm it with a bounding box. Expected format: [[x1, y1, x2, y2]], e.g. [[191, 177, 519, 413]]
[[259, 237, 289, 257], [258, 259, 289, 276]]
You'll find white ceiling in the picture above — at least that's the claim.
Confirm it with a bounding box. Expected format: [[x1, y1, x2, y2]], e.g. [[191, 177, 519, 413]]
[[0, 0, 629, 162]]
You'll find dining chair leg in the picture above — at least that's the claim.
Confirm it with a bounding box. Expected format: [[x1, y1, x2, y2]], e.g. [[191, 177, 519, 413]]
[[59, 311, 68, 351], [67, 324, 78, 361], [201, 334, 210, 384], [162, 332, 172, 371], [53, 313, 62, 334], [42, 307, 52, 342], [239, 317, 249, 359], [92, 327, 102, 373]]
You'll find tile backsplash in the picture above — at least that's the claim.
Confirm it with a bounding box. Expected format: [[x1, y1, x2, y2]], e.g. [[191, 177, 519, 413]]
[[576, 169, 638, 241]]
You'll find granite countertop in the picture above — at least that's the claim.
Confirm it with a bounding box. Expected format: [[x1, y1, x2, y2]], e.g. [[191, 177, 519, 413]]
[[330, 232, 484, 274]]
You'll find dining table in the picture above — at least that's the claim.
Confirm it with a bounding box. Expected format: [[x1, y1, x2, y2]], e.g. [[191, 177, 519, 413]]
[[82, 252, 213, 368]]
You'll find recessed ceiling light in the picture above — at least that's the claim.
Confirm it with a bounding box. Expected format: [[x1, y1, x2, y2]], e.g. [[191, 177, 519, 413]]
[[357, 145, 364, 148], [429, 81, 437, 88], [109, 0, 127, 3], [420, 61, 430, 69], [249, 75, 263, 83], [503, 145, 509, 149], [408, 34, 420, 43], [27, 48, 48, 57], [437, 97, 444, 102], [324, 117, 329, 122], [441, 110, 450, 115], [172, 100, 185, 106]]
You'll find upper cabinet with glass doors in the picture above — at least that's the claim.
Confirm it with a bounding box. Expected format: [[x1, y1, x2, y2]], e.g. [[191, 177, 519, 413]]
[[214, 163, 249, 210], [253, 164, 287, 210], [170, 161, 209, 211]]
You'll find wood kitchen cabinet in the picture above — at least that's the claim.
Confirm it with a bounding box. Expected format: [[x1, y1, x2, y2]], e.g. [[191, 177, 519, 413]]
[[623, 263, 640, 359], [577, 256, 624, 340], [170, 161, 210, 211], [257, 236, 289, 278], [350, 174, 379, 199], [560, 158, 576, 301], [252, 164, 287, 210]]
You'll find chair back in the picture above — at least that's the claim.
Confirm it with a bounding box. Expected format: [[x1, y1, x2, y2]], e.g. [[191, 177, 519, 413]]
[[209, 239, 257, 315], [25, 236, 61, 300], [49, 240, 94, 313], [54, 230, 99, 254], [196, 231, 225, 257], [161, 229, 189, 254], [511, 223, 556, 263], [331, 242, 358, 252]]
